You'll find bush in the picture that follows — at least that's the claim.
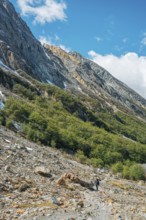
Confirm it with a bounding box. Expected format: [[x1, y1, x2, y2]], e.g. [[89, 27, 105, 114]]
[[13, 84, 37, 100], [50, 139, 57, 148], [122, 166, 130, 179], [129, 164, 145, 180], [29, 111, 47, 130], [91, 158, 104, 168], [112, 162, 123, 174], [76, 150, 88, 164], [6, 119, 14, 129], [104, 151, 123, 165], [122, 164, 145, 180]]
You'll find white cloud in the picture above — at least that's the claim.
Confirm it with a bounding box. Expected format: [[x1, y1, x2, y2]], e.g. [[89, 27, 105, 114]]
[[39, 36, 52, 45], [59, 44, 70, 52], [88, 50, 146, 98], [17, 0, 67, 24], [39, 36, 70, 52]]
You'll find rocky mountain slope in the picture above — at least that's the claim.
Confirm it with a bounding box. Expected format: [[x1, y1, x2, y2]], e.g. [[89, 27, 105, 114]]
[[0, 0, 146, 117], [44, 45, 146, 113], [1, 126, 146, 220]]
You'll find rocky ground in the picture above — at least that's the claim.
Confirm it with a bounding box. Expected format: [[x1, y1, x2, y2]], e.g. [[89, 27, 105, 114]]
[[0, 126, 146, 220]]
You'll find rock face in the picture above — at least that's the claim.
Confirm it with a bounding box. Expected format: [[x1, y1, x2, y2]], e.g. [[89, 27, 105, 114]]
[[0, 0, 66, 87], [44, 45, 146, 113], [0, 0, 146, 114]]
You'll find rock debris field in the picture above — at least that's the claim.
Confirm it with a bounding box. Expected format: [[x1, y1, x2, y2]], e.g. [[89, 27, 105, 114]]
[[0, 126, 146, 220]]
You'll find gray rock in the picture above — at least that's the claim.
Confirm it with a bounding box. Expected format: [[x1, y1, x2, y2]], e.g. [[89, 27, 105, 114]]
[[35, 166, 52, 177], [19, 183, 30, 192]]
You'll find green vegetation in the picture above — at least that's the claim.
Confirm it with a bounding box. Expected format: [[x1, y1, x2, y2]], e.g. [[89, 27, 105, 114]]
[[112, 162, 145, 180], [1, 68, 146, 180]]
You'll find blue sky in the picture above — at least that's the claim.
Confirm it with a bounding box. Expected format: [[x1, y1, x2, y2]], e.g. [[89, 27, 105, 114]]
[[9, 0, 146, 98]]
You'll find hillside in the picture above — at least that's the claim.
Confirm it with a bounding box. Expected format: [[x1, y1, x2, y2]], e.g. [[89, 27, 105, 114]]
[[1, 126, 146, 220], [1, 66, 146, 171]]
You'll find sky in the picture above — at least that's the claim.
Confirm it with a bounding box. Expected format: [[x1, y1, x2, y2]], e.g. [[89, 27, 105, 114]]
[[9, 0, 146, 98]]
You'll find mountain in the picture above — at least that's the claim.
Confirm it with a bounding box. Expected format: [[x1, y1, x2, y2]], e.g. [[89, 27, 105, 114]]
[[0, 0, 146, 118], [44, 45, 146, 115]]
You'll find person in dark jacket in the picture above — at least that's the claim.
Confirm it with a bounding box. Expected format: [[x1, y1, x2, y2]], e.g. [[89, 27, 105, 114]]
[[95, 178, 100, 191]]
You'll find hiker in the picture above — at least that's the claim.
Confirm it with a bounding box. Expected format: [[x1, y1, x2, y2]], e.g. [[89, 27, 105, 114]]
[[95, 177, 100, 191]]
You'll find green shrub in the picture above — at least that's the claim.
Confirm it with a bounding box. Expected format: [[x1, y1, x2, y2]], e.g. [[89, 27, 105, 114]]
[[5, 99, 31, 122], [122, 164, 145, 180], [13, 84, 37, 100], [91, 158, 104, 168], [6, 119, 14, 129], [112, 162, 123, 174], [29, 111, 47, 130], [122, 166, 130, 179], [76, 150, 88, 164], [129, 164, 145, 180], [50, 139, 57, 148], [104, 151, 123, 165]]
